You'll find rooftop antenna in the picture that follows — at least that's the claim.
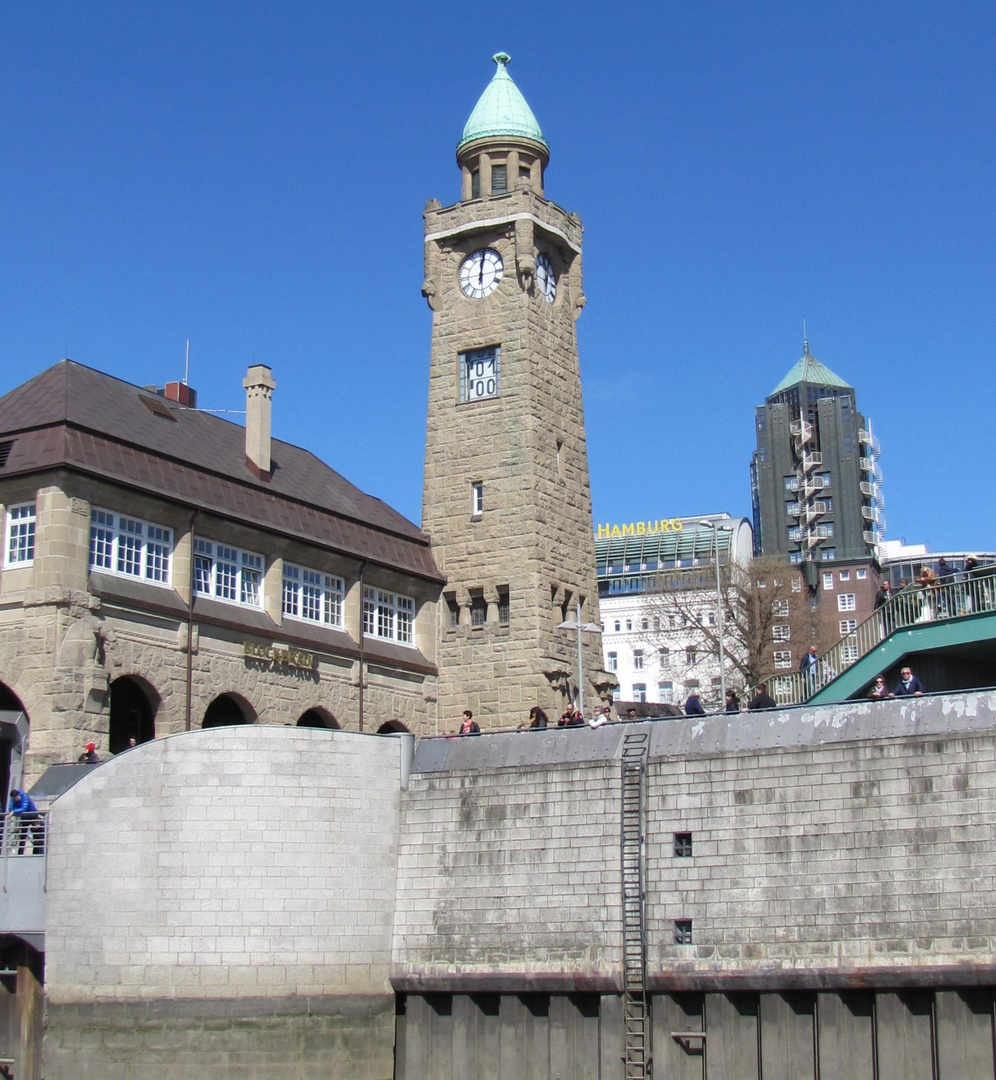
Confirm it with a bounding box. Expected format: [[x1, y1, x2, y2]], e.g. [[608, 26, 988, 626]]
[[184, 340, 190, 386], [802, 319, 809, 355]]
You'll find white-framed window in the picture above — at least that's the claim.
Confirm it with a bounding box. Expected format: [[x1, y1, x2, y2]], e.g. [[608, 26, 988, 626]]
[[839, 619, 857, 635], [842, 642, 860, 664], [193, 539, 262, 606], [614, 620, 620, 633], [625, 619, 632, 632], [658, 680, 674, 704], [790, 551, 803, 564], [659, 647, 670, 664], [792, 578, 802, 593], [822, 572, 834, 590], [822, 548, 836, 561], [363, 586, 415, 645], [773, 624, 791, 642], [89, 508, 172, 585], [5, 503, 36, 567], [839, 570, 850, 581], [856, 569, 867, 580], [283, 564, 343, 627], [633, 683, 647, 703], [838, 593, 856, 612], [471, 482, 483, 518], [607, 651, 618, 672], [773, 650, 792, 669], [772, 599, 789, 617], [633, 649, 644, 671]]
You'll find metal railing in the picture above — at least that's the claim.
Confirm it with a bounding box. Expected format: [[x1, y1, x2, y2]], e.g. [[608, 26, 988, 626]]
[[774, 572, 996, 704], [1, 812, 47, 860]]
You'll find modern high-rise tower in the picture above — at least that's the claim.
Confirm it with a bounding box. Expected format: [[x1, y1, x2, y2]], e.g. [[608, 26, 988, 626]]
[[750, 342, 884, 573], [421, 54, 608, 729]]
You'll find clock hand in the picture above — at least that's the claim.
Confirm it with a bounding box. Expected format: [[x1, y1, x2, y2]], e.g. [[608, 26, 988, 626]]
[[478, 256, 484, 286]]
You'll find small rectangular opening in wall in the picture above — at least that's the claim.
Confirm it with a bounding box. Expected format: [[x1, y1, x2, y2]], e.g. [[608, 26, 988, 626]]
[[445, 593, 459, 628], [497, 586, 509, 626], [471, 170, 480, 198], [674, 920, 693, 945], [0, 441, 13, 468], [674, 832, 693, 857], [491, 163, 507, 194], [470, 593, 487, 627], [472, 481, 483, 518]]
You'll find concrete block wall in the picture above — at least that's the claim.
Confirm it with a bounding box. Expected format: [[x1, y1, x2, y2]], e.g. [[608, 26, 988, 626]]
[[643, 693, 996, 987], [43, 726, 406, 1080], [394, 727, 625, 989]]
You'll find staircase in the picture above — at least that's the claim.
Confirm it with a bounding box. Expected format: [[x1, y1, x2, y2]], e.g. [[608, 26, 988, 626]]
[[621, 728, 650, 1078]]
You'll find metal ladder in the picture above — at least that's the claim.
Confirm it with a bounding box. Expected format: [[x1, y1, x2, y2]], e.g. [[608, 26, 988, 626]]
[[621, 728, 650, 1079]]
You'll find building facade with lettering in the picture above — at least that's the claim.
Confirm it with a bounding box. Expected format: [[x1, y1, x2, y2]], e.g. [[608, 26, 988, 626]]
[[0, 360, 444, 780], [596, 515, 753, 709]]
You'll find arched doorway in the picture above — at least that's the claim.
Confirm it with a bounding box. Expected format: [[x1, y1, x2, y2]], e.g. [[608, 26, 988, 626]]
[[109, 676, 159, 754], [202, 693, 256, 729], [297, 708, 340, 729], [378, 720, 410, 734], [0, 682, 27, 799]]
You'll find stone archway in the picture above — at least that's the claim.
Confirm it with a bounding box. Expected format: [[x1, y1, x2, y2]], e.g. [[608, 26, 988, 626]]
[[109, 675, 159, 754], [297, 708, 340, 729], [202, 693, 257, 729], [0, 682, 27, 799], [377, 720, 410, 734]]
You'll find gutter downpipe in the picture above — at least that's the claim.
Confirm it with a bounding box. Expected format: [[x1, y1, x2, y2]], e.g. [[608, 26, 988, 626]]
[[357, 561, 367, 732], [185, 511, 199, 731]]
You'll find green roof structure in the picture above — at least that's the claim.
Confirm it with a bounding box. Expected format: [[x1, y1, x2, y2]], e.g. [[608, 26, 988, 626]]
[[769, 342, 853, 397], [458, 53, 547, 152]]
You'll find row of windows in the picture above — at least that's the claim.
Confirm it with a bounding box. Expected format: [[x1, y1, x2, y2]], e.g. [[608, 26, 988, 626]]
[[625, 678, 720, 704], [3, 503, 413, 644], [445, 589, 511, 628], [822, 568, 867, 590], [607, 646, 702, 672], [790, 548, 837, 563]]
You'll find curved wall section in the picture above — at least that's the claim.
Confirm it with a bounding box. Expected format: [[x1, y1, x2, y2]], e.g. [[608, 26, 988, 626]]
[[43, 726, 403, 1080]]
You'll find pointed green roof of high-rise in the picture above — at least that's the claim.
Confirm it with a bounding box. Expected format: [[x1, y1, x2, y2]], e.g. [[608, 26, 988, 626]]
[[458, 53, 548, 152], [769, 342, 853, 397]]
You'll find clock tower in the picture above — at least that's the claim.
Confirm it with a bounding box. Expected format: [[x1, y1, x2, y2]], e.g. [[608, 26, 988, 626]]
[[421, 53, 609, 730]]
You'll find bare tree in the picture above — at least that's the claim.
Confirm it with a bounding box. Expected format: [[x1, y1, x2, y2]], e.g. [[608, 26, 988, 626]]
[[642, 555, 836, 698]]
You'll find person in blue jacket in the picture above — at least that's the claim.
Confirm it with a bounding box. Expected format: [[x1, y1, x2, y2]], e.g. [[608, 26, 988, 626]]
[[684, 692, 706, 716], [891, 667, 924, 697], [8, 789, 43, 855]]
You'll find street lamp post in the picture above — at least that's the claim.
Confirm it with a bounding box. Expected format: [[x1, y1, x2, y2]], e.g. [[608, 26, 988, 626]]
[[698, 519, 727, 710], [556, 602, 603, 719]]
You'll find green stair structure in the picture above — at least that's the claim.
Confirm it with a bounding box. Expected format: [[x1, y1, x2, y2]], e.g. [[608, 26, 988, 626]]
[[780, 573, 996, 706]]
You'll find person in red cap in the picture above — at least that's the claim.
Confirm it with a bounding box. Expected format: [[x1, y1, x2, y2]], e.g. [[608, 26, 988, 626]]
[[77, 743, 100, 763]]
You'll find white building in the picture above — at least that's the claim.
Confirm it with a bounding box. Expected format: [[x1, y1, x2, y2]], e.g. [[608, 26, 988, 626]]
[[595, 515, 754, 710]]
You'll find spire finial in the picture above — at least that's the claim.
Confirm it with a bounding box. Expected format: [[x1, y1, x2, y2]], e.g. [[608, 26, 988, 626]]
[[803, 319, 809, 356], [492, 52, 511, 68]]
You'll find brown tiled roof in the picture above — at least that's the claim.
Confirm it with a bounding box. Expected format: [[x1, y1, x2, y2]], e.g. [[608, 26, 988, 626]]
[[0, 361, 441, 582]]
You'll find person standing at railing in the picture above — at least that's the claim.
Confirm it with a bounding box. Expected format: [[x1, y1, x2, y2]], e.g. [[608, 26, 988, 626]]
[[869, 676, 889, 700], [915, 566, 938, 621], [7, 789, 43, 855], [875, 580, 893, 636], [799, 646, 819, 692], [457, 710, 480, 736], [891, 667, 924, 698]]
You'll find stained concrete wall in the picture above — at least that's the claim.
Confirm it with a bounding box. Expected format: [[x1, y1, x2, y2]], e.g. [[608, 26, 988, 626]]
[[43, 726, 406, 1080], [37, 692, 996, 1077]]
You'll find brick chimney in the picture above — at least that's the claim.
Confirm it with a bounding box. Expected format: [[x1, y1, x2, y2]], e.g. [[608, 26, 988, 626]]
[[243, 365, 275, 478]]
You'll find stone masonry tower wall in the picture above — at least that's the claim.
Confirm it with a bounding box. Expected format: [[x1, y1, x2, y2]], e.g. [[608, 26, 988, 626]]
[[421, 56, 607, 730]]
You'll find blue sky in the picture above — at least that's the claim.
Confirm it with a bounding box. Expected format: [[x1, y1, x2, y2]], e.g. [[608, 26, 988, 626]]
[[2, 2, 993, 552]]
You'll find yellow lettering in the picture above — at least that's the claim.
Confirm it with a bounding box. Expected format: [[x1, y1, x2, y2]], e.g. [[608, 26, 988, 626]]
[[610, 525, 621, 537], [597, 523, 608, 538], [672, 518, 683, 531], [660, 519, 670, 531], [636, 522, 646, 535], [647, 521, 659, 534], [622, 524, 635, 536]]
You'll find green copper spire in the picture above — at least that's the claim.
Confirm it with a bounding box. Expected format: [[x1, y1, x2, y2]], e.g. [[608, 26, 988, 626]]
[[769, 340, 853, 397], [458, 53, 548, 151]]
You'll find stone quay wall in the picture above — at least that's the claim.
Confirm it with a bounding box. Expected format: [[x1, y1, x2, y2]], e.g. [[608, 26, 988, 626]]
[[43, 726, 408, 1080], [37, 692, 996, 1078]]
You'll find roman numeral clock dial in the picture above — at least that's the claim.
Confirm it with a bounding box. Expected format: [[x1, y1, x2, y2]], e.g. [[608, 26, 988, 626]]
[[459, 248, 504, 299]]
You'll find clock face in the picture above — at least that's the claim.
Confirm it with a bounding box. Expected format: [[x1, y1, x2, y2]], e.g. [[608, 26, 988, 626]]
[[536, 254, 557, 303], [460, 248, 504, 299], [462, 348, 499, 402]]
